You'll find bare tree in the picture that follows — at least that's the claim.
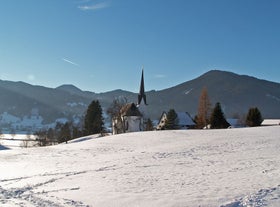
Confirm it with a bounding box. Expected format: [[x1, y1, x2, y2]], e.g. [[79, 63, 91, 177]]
[[107, 97, 128, 134], [21, 130, 32, 148], [107, 97, 128, 121], [34, 130, 48, 146], [21, 139, 29, 148], [196, 87, 212, 129], [10, 128, 16, 139], [0, 128, 3, 145]]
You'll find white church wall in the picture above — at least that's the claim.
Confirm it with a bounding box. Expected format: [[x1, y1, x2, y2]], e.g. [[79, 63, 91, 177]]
[[125, 116, 142, 133]]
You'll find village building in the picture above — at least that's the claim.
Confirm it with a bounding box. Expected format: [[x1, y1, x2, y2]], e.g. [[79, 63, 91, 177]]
[[156, 111, 195, 130], [226, 118, 245, 128], [112, 103, 143, 134], [112, 70, 147, 135]]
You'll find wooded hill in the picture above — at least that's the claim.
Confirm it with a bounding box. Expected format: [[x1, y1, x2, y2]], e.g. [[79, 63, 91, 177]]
[[0, 70, 279, 130]]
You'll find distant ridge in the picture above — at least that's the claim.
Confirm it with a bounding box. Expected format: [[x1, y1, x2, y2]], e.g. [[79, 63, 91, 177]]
[[0, 70, 279, 132], [56, 84, 85, 96], [147, 70, 280, 119]]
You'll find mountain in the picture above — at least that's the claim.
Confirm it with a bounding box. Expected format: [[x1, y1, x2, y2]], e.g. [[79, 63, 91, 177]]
[[145, 70, 280, 119], [56, 84, 86, 96], [0, 70, 279, 132]]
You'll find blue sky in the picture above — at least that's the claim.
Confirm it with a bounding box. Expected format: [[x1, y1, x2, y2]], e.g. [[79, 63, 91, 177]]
[[0, 0, 279, 92]]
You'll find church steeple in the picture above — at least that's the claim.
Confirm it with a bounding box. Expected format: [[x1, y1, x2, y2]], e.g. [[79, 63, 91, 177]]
[[137, 69, 147, 105]]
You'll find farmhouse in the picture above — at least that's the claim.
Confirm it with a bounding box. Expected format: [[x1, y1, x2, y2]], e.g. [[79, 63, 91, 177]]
[[157, 111, 195, 130]]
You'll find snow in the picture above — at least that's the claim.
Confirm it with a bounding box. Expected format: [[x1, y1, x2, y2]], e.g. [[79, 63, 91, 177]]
[[0, 112, 21, 124], [262, 119, 280, 126], [0, 126, 280, 207], [0, 112, 44, 132], [266, 94, 280, 102], [67, 102, 87, 107], [0, 134, 38, 149], [177, 112, 195, 126], [184, 88, 193, 95]]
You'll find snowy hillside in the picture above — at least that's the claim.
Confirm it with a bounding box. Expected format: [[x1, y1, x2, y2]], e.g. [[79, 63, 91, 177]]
[[0, 126, 280, 207]]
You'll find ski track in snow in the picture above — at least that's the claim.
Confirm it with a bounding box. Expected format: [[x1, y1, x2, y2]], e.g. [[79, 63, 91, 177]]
[[0, 126, 280, 206], [0, 171, 89, 207], [222, 185, 280, 207]]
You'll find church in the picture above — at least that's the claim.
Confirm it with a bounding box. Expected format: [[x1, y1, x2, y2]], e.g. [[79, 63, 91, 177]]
[[112, 70, 147, 135]]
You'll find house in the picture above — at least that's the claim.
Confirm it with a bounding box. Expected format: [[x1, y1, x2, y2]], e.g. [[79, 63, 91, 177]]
[[156, 111, 195, 130], [156, 112, 167, 130], [112, 70, 147, 135], [226, 118, 245, 128]]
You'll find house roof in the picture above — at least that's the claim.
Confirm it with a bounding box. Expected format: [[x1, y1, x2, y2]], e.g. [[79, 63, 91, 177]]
[[227, 119, 239, 126], [261, 119, 280, 126], [177, 112, 195, 126], [120, 103, 142, 117], [157, 111, 195, 126]]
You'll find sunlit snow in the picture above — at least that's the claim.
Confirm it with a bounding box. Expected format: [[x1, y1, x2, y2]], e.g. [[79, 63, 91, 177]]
[[0, 126, 279, 207]]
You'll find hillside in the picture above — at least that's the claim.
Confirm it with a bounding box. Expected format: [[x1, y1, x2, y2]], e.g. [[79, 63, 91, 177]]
[[0, 70, 279, 132], [145, 70, 280, 119], [0, 127, 280, 206]]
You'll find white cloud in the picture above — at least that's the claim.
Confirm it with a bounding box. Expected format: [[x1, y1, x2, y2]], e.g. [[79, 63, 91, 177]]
[[62, 58, 79, 67], [75, 0, 91, 3], [154, 74, 166, 78], [78, 2, 110, 11]]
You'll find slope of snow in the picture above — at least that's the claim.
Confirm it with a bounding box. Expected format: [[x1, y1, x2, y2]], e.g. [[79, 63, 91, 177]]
[[0, 126, 280, 207]]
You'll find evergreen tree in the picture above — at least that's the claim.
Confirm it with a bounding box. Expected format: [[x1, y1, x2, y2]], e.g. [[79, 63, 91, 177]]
[[246, 107, 263, 127], [84, 100, 104, 135], [210, 102, 230, 129], [164, 109, 178, 130], [196, 87, 211, 129]]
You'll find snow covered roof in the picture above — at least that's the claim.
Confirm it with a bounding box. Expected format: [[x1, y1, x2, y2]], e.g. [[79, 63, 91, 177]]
[[177, 112, 195, 126], [226, 118, 241, 127], [157, 111, 195, 129], [261, 119, 280, 126]]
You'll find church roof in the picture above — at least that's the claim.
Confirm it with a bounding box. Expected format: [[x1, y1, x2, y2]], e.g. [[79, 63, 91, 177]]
[[137, 69, 147, 105], [120, 103, 142, 117]]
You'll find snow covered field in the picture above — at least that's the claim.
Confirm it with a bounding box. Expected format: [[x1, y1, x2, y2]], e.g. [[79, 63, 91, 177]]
[[0, 126, 280, 207], [0, 134, 38, 149]]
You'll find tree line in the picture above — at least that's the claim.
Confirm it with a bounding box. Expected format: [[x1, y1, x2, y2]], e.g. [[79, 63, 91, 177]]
[[34, 100, 105, 146], [34, 98, 155, 146], [163, 87, 263, 130], [34, 87, 264, 146]]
